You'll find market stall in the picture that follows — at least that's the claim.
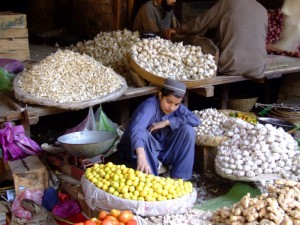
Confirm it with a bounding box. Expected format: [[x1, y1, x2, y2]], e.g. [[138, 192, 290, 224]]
[[1, 0, 300, 223]]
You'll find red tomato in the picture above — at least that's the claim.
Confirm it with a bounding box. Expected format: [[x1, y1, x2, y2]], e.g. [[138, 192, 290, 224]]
[[102, 218, 119, 225], [118, 210, 133, 224], [110, 209, 121, 218], [73, 223, 84, 225], [84, 220, 97, 225], [126, 219, 137, 225], [98, 210, 109, 221], [104, 215, 119, 221]]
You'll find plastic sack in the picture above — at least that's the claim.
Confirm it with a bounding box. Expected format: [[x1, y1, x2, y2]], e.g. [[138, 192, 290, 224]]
[[0, 58, 24, 74], [95, 105, 118, 133], [0, 67, 15, 91], [0, 122, 43, 161], [65, 105, 117, 134], [65, 107, 96, 134], [52, 199, 81, 218], [81, 176, 197, 217], [11, 189, 44, 220]]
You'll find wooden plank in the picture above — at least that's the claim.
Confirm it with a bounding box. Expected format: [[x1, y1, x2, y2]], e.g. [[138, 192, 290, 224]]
[[118, 86, 158, 100], [191, 85, 214, 97], [0, 28, 28, 39], [0, 38, 29, 50], [0, 38, 30, 61], [0, 12, 27, 28]]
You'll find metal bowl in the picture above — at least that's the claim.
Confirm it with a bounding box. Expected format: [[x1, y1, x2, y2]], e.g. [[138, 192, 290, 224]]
[[57, 130, 118, 158], [258, 117, 296, 131]]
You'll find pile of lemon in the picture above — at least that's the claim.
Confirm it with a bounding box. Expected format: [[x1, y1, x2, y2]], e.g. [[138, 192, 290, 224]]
[[85, 162, 193, 201], [229, 111, 257, 125]]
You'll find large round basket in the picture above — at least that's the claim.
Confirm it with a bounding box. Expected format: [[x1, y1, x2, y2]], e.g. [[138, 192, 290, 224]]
[[227, 96, 258, 112], [130, 35, 219, 88], [13, 73, 128, 110], [268, 108, 300, 125]]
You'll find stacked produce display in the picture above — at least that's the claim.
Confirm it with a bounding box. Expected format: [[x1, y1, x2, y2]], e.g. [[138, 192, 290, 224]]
[[131, 37, 217, 81], [194, 108, 299, 181], [16, 50, 125, 103], [69, 29, 141, 84], [213, 179, 300, 224], [84, 162, 193, 202]]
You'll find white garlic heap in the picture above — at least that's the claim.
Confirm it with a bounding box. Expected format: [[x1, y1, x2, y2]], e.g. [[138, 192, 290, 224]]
[[193, 108, 228, 136], [131, 37, 217, 80], [215, 118, 299, 179], [18, 50, 123, 103], [193, 108, 300, 181], [69, 29, 140, 84]]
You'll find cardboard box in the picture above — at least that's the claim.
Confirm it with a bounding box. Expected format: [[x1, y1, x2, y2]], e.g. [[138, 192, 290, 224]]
[[0, 12, 30, 61], [8, 155, 49, 195]]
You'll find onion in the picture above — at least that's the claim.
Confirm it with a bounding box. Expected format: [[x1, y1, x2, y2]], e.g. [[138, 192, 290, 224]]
[[266, 9, 284, 44]]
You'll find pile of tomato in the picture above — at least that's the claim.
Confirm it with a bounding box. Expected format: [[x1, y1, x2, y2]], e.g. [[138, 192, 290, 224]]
[[73, 209, 137, 225]]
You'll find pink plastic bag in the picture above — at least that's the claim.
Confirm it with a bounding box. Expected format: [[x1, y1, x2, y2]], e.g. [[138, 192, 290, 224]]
[[65, 107, 96, 134], [11, 189, 44, 220], [0, 122, 42, 161]]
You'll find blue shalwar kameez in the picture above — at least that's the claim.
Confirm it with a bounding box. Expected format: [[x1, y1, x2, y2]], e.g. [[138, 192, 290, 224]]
[[117, 96, 201, 180]]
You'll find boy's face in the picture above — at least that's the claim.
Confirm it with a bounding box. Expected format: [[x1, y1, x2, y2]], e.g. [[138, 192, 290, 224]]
[[159, 93, 182, 115]]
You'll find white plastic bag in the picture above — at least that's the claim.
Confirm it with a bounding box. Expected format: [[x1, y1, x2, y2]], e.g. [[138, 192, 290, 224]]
[[81, 176, 197, 217]]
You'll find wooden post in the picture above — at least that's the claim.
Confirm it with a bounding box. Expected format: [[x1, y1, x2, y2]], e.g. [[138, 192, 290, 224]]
[[128, 0, 135, 29], [114, 0, 121, 30], [220, 84, 229, 109]]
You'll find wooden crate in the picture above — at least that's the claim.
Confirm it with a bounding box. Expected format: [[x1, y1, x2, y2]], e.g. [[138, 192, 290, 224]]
[[8, 155, 49, 195], [0, 12, 30, 61]]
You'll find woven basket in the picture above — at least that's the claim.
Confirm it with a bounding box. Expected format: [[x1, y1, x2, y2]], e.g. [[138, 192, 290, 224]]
[[196, 135, 229, 147], [13, 73, 128, 110], [227, 97, 258, 112], [268, 108, 300, 125], [130, 35, 219, 88]]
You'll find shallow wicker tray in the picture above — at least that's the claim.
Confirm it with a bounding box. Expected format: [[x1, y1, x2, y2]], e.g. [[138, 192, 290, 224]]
[[130, 36, 219, 88], [196, 134, 229, 147], [13, 73, 128, 110], [215, 166, 280, 182]]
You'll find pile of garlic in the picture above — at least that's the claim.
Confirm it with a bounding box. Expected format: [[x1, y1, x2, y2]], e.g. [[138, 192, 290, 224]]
[[18, 50, 123, 103], [215, 118, 299, 179], [145, 209, 213, 225], [69, 29, 140, 84], [131, 37, 217, 80], [193, 108, 228, 136], [193, 108, 300, 181]]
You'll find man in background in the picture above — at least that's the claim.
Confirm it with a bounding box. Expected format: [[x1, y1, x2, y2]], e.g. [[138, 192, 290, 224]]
[[167, 0, 268, 79], [133, 0, 179, 39]]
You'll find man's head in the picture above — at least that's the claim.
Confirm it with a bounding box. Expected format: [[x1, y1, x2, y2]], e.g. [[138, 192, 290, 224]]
[[161, 0, 176, 12]]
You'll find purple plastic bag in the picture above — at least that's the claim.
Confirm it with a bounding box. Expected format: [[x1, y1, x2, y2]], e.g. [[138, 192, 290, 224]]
[[0, 58, 24, 74], [52, 199, 81, 218], [65, 107, 96, 134], [0, 122, 43, 161]]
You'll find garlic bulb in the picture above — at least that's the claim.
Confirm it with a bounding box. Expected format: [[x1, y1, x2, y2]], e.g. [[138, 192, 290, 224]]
[[215, 117, 299, 180], [69, 29, 141, 84], [131, 37, 217, 80]]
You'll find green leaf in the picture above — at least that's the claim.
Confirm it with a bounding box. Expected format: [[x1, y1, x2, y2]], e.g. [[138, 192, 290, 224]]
[[194, 182, 261, 212]]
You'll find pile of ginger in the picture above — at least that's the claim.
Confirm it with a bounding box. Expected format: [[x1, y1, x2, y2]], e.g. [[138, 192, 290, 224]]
[[213, 179, 300, 225]]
